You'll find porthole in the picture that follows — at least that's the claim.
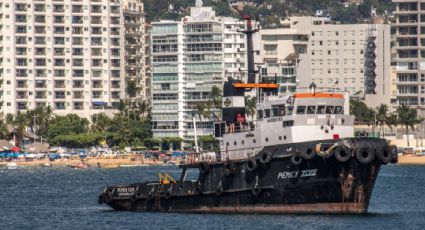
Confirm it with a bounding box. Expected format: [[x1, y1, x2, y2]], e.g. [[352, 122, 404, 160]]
[[265, 138, 269, 142], [284, 136, 287, 140], [226, 142, 229, 146], [242, 140, 245, 145], [253, 139, 256, 143], [234, 141, 237, 146], [279, 136, 282, 141]]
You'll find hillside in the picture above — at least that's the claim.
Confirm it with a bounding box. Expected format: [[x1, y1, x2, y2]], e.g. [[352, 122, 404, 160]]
[[143, 0, 395, 26]]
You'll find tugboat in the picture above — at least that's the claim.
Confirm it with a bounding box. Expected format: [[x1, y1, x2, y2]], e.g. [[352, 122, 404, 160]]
[[98, 10, 397, 214]]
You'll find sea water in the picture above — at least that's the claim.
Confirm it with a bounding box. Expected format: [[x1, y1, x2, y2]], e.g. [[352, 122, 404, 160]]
[[0, 165, 424, 230]]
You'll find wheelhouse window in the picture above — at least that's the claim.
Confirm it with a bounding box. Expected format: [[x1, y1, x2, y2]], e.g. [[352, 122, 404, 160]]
[[326, 106, 334, 114], [257, 110, 263, 119], [264, 109, 271, 118], [272, 107, 279, 117], [279, 105, 286, 116], [317, 105, 326, 114], [296, 106, 306, 114], [335, 106, 343, 114], [307, 106, 316, 114]]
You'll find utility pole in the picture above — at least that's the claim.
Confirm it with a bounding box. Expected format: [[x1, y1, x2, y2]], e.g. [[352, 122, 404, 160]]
[[32, 114, 38, 143]]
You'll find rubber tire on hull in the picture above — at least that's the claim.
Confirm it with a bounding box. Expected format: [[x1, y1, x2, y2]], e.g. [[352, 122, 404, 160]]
[[252, 184, 262, 196], [259, 151, 272, 164], [301, 147, 315, 160], [247, 158, 258, 171], [222, 162, 235, 176], [376, 144, 392, 164], [334, 146, 351, 163], [291, 154, 303, 165], [355, 143, 375, 165]]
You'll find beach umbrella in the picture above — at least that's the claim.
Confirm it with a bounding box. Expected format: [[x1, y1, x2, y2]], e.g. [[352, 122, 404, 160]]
[[12, 147, 20, 152]]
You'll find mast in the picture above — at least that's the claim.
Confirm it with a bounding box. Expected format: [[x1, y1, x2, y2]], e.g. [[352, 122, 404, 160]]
[[233, 7, 258, 84]]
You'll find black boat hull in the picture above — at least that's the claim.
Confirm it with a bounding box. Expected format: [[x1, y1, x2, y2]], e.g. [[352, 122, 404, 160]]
[[99, 138, 396, 214]]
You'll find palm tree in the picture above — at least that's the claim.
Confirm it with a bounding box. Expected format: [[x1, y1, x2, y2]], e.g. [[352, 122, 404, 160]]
[[91, 113, 112, 133], [195, 102, 210, 122], [8, 112, 30, 147], [245, 95, 257, 121], [396, 105, 424, 147], [0, 119, 10, 140], [126, 80, 141, 120], [375, 104, 391, 137], [208, 86, 222, 121]]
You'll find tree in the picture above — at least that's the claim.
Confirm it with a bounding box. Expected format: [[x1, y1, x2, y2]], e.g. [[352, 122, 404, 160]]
[[245, 95, 257, 121], [6, 112, 30, 147], [375, 104, 391, 137], [208, 86, 222, 120], [91, 113, 112, 133], [396, 105, 424, 147], [47, 114, 90, 141], [0, 119, 11, 140]]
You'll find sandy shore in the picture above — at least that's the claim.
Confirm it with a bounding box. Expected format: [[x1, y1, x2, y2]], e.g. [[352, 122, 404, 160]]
[[2, 155, 424, 168], [0, 157, 166, 168], [397, 154, 425, 165]]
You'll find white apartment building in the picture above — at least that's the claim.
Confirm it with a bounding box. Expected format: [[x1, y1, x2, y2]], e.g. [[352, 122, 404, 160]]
[[258, 16, 391, 107], [151, 1, 247, 144], [392, 0, 425, 113], [0, 0, 145, 119]]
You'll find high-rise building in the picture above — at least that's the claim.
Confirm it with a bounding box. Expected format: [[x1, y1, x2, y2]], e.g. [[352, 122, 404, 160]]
[[123, 0, 146, 103], [150, 1, 246, 145], [392, 0, 425, 113], [258, 16, 391, 107], [0, 0, 145, 119]]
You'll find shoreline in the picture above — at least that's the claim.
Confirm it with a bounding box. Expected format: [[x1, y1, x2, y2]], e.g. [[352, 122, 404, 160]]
[[2, 155, 425, 169], [0, 157, 169, 168]]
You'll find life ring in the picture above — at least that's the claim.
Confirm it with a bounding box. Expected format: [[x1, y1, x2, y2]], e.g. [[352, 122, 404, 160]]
[[259, 151, 272, 164], [222, 162, 235, 176], [333, 145, 351, 163], [291, 154, 302, 165], [246, 158, 258, 171], [355, 144, 375, 164], [199, 162, 210, 174], [216, 183, 224, 196], [301, 147, 315, 160], [376, 144, 392, 164], [252, 183, 262, 196]]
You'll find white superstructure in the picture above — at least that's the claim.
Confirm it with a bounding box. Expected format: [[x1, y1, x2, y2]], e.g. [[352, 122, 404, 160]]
[[220, 91, 354, 160], [0, 0, 145, 119]]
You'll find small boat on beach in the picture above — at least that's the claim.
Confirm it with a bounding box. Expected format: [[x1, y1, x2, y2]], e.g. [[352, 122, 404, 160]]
[[6, 162, 18, 170]]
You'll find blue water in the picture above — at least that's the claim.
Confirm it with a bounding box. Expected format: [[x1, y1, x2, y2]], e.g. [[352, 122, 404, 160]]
[[0, 165, 424, 230]]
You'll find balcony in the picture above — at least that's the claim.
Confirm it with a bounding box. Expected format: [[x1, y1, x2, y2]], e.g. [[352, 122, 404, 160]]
[[92, 92, 102, 99], [55, 103, 66, 110], [35, 82, 47, 88], [72, 6, 83, 13], [54, 17, 65, 24], [35, 92, 47, 99], [73, 92, 84, 99], [16, 82, 27, 88], [54, 49, 65, 56], [34, 5, 46, 12], [73, 103, 84, 110], [16, 92, 28, 99], [53, 6, 65, 13], [54, 92, 66, 99], [54, 81, 65, 88], [34, 16, 45, 23], [17, 103, 27, 110]]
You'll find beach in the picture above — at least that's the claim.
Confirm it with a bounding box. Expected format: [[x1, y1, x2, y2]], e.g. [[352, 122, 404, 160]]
[[397, 154, 425, 165], [0, 157, 167, 168]]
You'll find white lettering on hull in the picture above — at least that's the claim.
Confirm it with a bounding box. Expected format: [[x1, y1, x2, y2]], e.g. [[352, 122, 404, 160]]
[[277, 169, 318, 179]]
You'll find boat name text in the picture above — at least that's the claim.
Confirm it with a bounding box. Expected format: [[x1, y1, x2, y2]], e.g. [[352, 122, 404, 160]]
[[277, 169, 318, 179]]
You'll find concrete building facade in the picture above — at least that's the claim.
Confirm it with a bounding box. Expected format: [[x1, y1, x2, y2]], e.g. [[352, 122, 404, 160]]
[[392, 0, 425, 113], [150, 2, 246, 144], [257, 16, 391, 107], [0, 0, 145, 119]]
